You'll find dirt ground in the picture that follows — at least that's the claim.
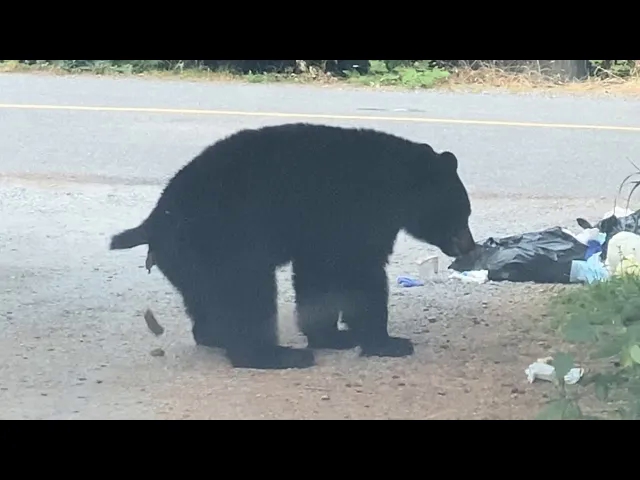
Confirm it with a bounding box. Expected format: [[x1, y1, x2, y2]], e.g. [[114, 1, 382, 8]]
[[1, 176, 595, 420], [151, 285, 562, 420]]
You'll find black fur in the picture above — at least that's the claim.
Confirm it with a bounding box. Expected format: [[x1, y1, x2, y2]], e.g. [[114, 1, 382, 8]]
[[110, 123, 476, 369]]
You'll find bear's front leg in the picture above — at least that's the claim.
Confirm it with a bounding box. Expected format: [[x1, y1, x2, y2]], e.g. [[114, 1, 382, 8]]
[[339, 263, 414, 358]]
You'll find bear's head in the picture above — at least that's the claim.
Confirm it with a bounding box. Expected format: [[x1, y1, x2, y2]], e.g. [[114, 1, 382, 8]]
[[403, 149, 476, 258]]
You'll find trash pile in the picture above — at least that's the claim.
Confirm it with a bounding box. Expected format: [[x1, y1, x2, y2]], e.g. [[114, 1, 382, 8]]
[[448, 207, 640, 285]]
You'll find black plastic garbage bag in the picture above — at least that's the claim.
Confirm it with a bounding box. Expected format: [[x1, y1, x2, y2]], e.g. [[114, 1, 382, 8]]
[[576, 208, 640, 260], [448, 227, 588, 284]]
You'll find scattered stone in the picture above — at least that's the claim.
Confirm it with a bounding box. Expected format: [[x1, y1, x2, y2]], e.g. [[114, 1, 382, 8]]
[[321, 395, 330, 401], [150, 348, 165, 357]]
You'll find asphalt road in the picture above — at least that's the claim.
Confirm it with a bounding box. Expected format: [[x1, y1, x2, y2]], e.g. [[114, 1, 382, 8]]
[[1, 73, 639, 419]]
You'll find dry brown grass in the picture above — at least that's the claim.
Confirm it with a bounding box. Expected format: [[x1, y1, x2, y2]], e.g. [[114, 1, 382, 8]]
[[445, 62, 640, 97]]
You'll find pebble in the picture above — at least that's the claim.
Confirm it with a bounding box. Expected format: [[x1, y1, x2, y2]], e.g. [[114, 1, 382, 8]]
[[321, 395, 330, 401], [150, 348, 165, 357]]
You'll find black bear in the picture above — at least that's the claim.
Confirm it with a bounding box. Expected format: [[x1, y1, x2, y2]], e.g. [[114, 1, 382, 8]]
[[110, 123, 476, 370]]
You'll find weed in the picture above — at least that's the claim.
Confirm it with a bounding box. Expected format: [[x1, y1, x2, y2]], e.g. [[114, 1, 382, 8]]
[[542, 258, 640, 419]]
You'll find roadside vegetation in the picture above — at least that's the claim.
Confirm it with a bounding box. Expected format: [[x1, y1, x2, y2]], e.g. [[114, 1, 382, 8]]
[[539, 275, 640, 419], [1, 60, 639, 95], [539, 176, 640, 420]]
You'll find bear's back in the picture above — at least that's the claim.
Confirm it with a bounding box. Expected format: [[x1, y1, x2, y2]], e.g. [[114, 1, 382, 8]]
[[155, 123, 436, 220]]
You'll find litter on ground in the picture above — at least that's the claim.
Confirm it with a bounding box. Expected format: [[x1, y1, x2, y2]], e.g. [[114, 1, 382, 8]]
[[449, 270, 488, 284], [525, 357, 584, 385], [397, 276, 425, 287]]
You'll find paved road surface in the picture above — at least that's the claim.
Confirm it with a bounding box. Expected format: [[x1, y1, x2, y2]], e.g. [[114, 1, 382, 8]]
[[1, 73, 639, 419]]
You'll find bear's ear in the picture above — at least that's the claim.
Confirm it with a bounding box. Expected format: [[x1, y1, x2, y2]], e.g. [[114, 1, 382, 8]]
[[438, 151, 458, 171]]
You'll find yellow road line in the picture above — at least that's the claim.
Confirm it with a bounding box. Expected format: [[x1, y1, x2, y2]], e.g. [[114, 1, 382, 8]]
[[1, 102, 639, 133]]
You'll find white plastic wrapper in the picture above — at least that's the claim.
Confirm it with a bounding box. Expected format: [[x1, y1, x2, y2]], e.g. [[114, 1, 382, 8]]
[[449, 270, 489, 284], [416, 255, 439, 280], [525, 360, 584, 385]]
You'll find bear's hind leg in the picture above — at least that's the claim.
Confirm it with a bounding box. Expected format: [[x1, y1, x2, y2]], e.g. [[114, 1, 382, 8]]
[[338, 261, 414, 358], [292, 257, 358, 350], [213, 262, 315, 370]]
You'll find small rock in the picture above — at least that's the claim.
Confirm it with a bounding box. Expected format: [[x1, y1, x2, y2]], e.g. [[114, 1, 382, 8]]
[[96, 380, 103, 384], [427, 317, 437, 323], [41, 393, 48, 397], [321, 395, 330, 401], [144, 309, 165, 336], [397, 382, 406, 387], [437, 391, 446, 396], [78, 377, 87, 381], [150, 348, 165, 357]]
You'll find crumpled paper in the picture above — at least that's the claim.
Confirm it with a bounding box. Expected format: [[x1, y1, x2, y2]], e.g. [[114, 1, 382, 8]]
[[525, 357, 584, 385]]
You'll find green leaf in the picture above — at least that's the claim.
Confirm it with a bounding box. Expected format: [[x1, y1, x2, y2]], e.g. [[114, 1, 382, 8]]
[[581, 414, 604, 420], [591, 337, 625, 359], [595, 381, 610, 401], [553, 352, 575, 381], [629, 344, 640, 364], [536, 399, 570, 420], [626, 323, 640, 342], [562, 400, 583, 420], [620, 346, 636, 369], [536, 398, 583, 420], [563, 317, 597, 343]]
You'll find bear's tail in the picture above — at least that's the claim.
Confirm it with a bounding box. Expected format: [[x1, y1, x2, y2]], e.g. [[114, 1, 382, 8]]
[[110, 224, 148, 250]]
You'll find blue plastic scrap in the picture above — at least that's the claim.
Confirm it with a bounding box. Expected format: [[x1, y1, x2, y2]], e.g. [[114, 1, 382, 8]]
[[397, 276, 425, 287], [585, 239, 603, 260], [570, 252, 610, 284]]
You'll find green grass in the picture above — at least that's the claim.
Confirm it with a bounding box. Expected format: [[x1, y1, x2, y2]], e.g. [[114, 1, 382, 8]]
[[541, 274, 640, 419], [344, 60, 451, 89], [0, 60, 453, 90]]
